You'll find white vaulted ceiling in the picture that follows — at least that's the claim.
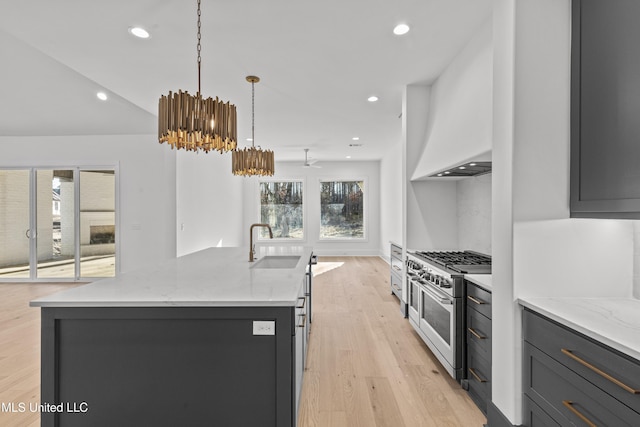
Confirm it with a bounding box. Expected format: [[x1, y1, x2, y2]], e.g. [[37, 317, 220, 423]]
[[0, 0, 492, 161]]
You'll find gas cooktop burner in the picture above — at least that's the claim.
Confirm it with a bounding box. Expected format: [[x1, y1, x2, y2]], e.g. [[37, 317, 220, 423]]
[[412, 250, 491, 274]]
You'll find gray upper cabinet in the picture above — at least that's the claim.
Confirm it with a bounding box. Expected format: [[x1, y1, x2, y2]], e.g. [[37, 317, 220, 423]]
[[570, 0, 640, 219]]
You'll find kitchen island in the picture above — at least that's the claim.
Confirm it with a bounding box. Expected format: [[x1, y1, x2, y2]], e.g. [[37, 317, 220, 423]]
[[30, 246, 314, 427]]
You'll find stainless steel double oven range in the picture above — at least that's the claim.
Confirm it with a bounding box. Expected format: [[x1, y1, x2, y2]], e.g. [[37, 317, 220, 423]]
[[406, 250, 491, 380]]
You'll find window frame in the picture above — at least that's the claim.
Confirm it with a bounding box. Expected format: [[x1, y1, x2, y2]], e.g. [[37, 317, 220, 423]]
[[318, 177, 368, 242], [256, 178, 306, 242]]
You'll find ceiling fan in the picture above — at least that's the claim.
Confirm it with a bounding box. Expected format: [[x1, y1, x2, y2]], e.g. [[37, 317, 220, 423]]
[[302, 148, 321, 168]]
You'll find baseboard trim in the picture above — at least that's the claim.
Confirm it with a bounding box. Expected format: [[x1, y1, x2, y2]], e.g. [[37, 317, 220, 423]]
[[487, 402, 520, 427]]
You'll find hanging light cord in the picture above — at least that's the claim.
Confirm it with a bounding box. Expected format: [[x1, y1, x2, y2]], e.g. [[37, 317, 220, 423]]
[[197, 0, 202, 94], [251, 80, 255, 147]]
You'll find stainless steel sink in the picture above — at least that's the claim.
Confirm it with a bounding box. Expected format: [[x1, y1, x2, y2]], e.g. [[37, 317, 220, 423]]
[[250, 255, 301, 269]]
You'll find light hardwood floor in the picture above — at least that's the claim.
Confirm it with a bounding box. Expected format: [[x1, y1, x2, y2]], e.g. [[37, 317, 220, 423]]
[[0, 282, 80, 427], [0, 257, 486, 426], [298, 257, 487, 427]]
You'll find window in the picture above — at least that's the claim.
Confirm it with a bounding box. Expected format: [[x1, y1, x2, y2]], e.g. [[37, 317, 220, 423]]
[[259, 181, 303, 239], [320, 180, 365, 239]]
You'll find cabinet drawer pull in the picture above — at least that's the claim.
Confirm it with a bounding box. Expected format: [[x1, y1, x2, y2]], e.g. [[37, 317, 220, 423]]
[[467, 295, 485, 305], [468, 327, 486, 340], [561, 348, 640, 395], [468, 367, 487, 383], [296, 297, 306, 309], [298, 314, 307, 328], [561, 400, 596, 427]]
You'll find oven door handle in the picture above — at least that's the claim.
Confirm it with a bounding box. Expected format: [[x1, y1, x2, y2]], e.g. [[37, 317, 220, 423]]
[[422, 281, 452, 301], [422, 284, 453, 305]]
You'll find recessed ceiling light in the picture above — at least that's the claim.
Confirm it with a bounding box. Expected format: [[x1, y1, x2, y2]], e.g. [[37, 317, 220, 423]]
[[128, 26, 150, 39], [437, 173, 443, 177], [393, 24, 410, 36], [444, 171, 451, 175], [459, 166, 466, 169], [367, 96, 379, 102], [96, 92, 108, 101], [352, 137, 359, 141], [469, 163, 477, 166], [246, 138, 253, 142], [346, 156, 352, 159]]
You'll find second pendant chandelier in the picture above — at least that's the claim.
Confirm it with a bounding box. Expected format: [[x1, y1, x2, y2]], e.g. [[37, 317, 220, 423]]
[[232, 76, 275, 177]]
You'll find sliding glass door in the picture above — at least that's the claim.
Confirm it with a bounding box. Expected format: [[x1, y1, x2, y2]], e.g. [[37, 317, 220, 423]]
[[36, 169, 76, 278], [0, 167, 116, 281], [0, 169, 31, 278], [79, 170, 116, 278]]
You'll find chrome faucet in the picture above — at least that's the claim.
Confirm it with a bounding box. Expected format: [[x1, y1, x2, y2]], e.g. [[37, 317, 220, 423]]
[[249, 223, 273, 262]]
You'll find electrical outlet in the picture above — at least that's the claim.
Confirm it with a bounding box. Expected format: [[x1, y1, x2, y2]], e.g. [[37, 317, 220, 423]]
[[253, 320, 275, 336]]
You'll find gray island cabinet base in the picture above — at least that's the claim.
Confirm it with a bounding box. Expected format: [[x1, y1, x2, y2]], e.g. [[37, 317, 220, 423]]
[[32, 246, 314, 427], [41, 306, 297, 427]]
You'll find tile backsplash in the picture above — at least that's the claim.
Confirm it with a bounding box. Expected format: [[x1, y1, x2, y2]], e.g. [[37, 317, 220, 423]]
[[457, 173, 492, 255]]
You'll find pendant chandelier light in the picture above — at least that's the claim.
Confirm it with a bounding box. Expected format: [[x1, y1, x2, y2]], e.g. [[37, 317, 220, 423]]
[[232, 76, 275, 177], [158, 0, 237, 153]]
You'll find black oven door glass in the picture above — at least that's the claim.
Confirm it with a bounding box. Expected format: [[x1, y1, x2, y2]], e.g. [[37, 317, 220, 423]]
[[421, 291, 451, 345]]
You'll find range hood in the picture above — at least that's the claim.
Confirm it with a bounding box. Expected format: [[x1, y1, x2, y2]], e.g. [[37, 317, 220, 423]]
[[407, 22, 493, 182], [429, 161, 491, 178]]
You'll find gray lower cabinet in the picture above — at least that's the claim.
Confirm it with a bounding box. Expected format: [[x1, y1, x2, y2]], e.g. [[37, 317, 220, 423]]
[[523, 396, 561, 427], [390, 243, 402, 300], [40, 303, 308, 427], [523, 309, 640, 426], [464, 281, 491, 414]]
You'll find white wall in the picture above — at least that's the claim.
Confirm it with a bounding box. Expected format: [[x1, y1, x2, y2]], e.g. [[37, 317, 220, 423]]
[[241, 160, 381, 256], [491, 1, 517, 422], [457, 174, 491, 254], [176, 150, 243, 256], [0, 134, 176, 274], [408, 180, 458, 250], [379, 140, 403, 259], [411, 18, 493, 180], [515, 219, 633, 299]]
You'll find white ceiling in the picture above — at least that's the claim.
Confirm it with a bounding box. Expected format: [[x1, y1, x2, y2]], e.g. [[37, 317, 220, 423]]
[[0, 0, 492, 162]]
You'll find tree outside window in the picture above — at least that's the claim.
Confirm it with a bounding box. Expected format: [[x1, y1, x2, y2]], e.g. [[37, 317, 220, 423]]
[[259, 181, 303, 239], [320, 180, 364, 239]]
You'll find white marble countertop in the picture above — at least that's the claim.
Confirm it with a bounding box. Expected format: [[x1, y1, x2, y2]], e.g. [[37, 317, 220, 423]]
[[464, 274, 492, 292], [519, 297, 640, 361], [30, 246, 314, 308]]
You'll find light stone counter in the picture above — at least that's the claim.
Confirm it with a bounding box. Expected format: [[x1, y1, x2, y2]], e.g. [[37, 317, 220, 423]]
[[31, 246, 313, 308], [519, 297, 640, 361], [464, 274, 492, 292]]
